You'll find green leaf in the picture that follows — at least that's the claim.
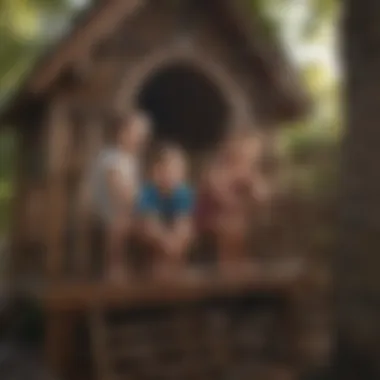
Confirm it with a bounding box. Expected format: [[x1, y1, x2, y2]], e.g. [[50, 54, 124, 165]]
[[302, 0, 336, 41]]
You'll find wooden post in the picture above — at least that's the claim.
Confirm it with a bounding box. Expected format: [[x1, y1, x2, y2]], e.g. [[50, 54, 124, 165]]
[[7, 129, 28, 285], [75, 115, 104, 277], [89, 308, 114, 380], [45, 310, 75, 378], [45, 97, 71, 280]]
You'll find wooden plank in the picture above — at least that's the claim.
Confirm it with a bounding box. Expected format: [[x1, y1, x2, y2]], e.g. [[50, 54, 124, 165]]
[[29, 0, 145, 93], [202, 0, 308, 121], [89, 309, 114, 380], [175, 308, 202, 378], [9, 125, 46, 282], [75, 117, 104, 277], [87, 303, 299, 380], [8, 129, 29, 283], [45, 97, 71, 280], [40, 259, 305, 311], [45, 310, 75, 377]]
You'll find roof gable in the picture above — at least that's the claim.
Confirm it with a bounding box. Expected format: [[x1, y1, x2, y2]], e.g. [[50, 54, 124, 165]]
[[1, 0, 309, 125]]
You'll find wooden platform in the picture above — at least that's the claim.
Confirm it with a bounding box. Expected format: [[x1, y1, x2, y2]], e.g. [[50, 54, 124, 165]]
[[38, 258, 305, 379], [34, 258, 306, 311]]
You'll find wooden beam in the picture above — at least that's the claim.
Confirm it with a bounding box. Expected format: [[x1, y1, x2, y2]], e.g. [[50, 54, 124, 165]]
[[204, 0, 309, 121], [45, 310, 75, 378], [29, 0, 145, 94], [40, 259, 305, 312], [89, 309, 114, 380], [8, 129, 28, 284], [75, 116, 104, 277], [45, 97, 71, 280]]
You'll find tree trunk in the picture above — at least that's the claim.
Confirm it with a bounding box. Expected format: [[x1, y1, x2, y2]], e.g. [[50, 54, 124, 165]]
[[335, 0, 380, 378]]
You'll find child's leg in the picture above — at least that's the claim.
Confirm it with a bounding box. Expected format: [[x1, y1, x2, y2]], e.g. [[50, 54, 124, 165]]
[[215, 214, 247, 272], [152, 243, 189, 279], [148, 233, 182, 276], [137, 218, 166, 273], [140, 223, 193, 277], [164, 230, 193, 272], [105, 213, 131, 280], [165, 216, 194, 274]]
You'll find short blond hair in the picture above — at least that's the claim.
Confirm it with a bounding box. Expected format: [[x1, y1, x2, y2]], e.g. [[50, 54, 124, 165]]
[[224, 128, 262, 142], [129, 110, 151, 129], [112, 110, 151, 132], [150, 141, 187, 165]]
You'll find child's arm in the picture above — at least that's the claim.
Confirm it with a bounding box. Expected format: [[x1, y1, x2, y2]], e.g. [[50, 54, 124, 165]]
[[168, 216, 193, 257], [106, 168, 135, 206], [250, 171, 269, 203], [203, 162, 237, 207], [103, 152, 136, 206], [137, 186, 168, 248], [167, 187, 194, 257], [142, 215, 168, 246]]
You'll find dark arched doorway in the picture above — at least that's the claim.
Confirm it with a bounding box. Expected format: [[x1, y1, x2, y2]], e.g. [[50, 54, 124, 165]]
[[137, 63, 230, 151]]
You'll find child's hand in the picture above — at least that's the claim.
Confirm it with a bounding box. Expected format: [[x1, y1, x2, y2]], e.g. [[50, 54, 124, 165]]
[[163, 238, 179, 258], [251, 179, 269, 203], [123, 182, 138, 206]]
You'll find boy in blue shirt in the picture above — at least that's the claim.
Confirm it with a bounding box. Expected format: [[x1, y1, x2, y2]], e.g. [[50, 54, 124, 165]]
[[137, 143, 194, 275]]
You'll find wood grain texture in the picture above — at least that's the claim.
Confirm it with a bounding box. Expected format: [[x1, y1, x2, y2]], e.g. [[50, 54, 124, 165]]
[[45, 97, 71, 279]]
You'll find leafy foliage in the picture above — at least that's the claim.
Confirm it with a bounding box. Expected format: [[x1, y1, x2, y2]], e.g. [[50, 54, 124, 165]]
[[0, 0, 88, 104], [303, 0, 337, 40]]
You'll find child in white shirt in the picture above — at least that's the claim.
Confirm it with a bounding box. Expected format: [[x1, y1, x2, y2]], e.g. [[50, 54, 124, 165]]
[[92, 111, 151, 281]]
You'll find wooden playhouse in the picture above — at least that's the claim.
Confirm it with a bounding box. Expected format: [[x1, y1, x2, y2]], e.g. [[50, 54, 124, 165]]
[[0, 0, 310, 379]]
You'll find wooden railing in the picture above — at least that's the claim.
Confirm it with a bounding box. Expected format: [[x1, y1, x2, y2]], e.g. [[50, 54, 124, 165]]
[[39, 98, 312, 284], [88, 294, 299, 380], [45, 97, 107, 281]]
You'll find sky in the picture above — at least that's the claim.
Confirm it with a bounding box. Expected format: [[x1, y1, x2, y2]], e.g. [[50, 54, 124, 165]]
[[292, 25, 338, 80], [279, 0, 338, 79]]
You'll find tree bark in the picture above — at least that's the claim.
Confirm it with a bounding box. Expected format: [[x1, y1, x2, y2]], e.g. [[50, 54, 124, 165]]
[[335, 0, 380, 378]]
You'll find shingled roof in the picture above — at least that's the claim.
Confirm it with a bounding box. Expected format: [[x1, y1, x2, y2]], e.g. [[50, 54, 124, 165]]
[[0, 0, 309, 125]]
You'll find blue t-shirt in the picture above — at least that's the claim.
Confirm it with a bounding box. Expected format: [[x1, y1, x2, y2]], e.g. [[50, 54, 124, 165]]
[[137, 183, 194, 224]]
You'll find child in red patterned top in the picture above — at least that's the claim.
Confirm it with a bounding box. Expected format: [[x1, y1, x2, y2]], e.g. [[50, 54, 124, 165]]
[[195, 130, 268, 272]]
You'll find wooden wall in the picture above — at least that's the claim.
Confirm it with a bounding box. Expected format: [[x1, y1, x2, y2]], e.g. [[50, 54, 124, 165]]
[[10, 0, 282, 283]]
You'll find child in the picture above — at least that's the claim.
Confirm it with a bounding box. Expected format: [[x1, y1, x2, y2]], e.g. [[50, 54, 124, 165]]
[[92, 111, 151, 281], [230, 130, 268, 204], [195, 130, 268, 272], [136, 143, 194, 276]]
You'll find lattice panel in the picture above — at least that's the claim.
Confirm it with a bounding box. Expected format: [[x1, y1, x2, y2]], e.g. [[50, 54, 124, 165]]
[[90, 297, 295, 380]]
